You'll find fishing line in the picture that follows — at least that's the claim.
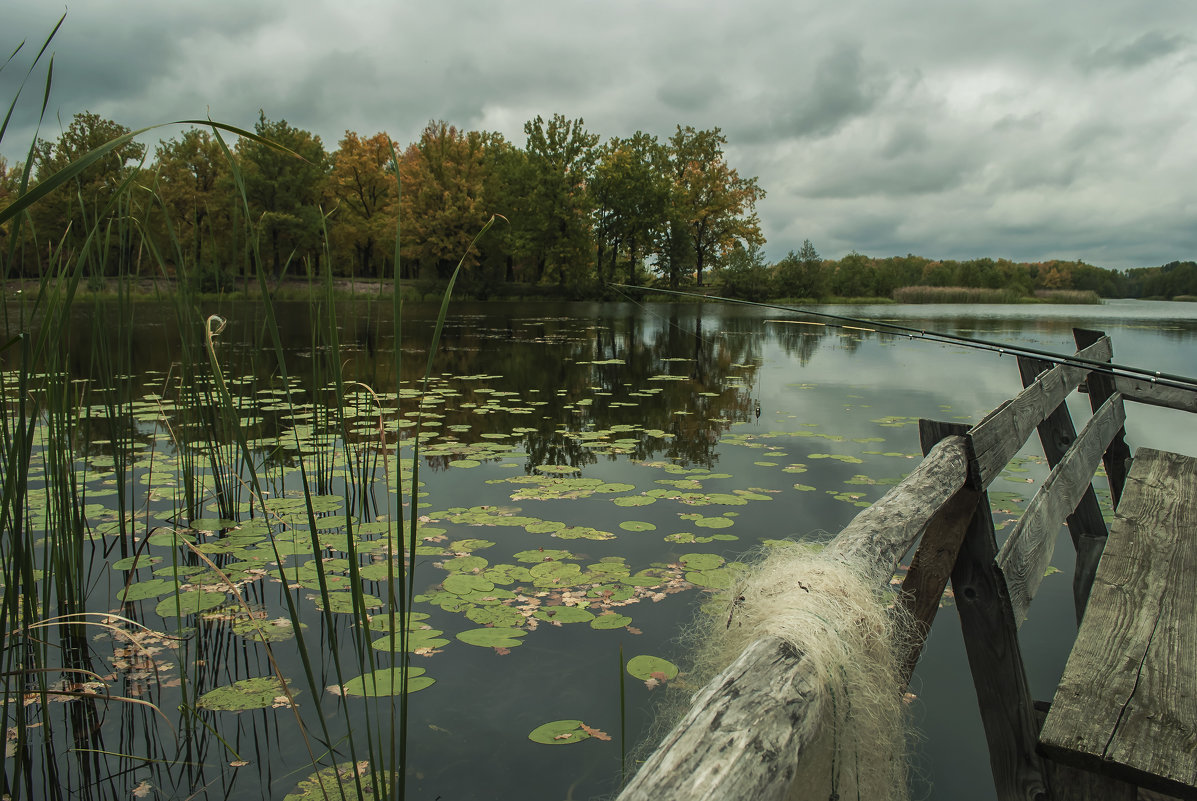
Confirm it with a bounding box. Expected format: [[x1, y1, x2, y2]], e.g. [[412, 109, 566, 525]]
[[610, 284, 1197, 393]]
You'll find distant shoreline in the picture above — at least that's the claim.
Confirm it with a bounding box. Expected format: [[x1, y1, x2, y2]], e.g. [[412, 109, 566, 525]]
[[0, 276, 1153, 306]]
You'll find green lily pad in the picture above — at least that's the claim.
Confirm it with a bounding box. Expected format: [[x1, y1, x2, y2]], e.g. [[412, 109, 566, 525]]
[[443, 573, 494, 595], [232, 616, 306, 643], [514, 549, 573, 563], [626, 655, 679, 682], [315, 592, 383, 613], [590, 613, 632, 630], [679, 553, 725, 571], [340, 667, 434, 696], [612, 495, 656, 507], [534, 464, 581, 475], [117, 579, 178, 602], [282, 762, 395, 801], [465, 605, 526, 627], [111, 555, 162, 571], [619, 521, 656, 532], [524, 520, 566, 534], [155, 590, 227, 617], [196, 676, 292, 711], [456, 628, 528, 648], [371, 629, 450, 652], [529, 719, 591, 745]]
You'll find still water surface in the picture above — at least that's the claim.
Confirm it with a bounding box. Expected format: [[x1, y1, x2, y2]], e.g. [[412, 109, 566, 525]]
[[6, 298, 1195, 800]]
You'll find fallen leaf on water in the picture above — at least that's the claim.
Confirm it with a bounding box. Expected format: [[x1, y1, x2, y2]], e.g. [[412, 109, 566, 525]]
[[580, 724, 611, 741], [644, 678, 659, 690], [494, 647, 511, 656], [132, 780, 153, 798], [626, 627, 643, 635], [230, 760, 249, 767], [554, 732, 573, 740]]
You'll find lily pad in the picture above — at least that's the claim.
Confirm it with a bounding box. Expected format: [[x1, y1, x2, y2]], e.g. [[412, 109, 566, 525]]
[[196, 676, 292, 711], [315, 592, 383, 614], [117, 578, 178, 602], [155, 590, 227, 617], [619, 521, 656, 532], [232, 616, 306, 643], [590, 613, 633, 630], [340, 667, 434, 696], [456, 628, 528, 648], [626, 655, 679, 682], [111, 555, 162, 571], [283, 762, 395, 801], [528, 719, 589, 745], [534, 464, 581, 475], [443, 574, 494, 595], [679, 553, 725, 571]]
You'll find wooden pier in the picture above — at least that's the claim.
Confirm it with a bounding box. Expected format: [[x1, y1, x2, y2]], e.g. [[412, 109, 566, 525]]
[[616, 328, 1197, 801]]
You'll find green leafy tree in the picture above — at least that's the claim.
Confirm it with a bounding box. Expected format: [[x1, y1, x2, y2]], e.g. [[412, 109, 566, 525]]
[[29, 111, 147, 276], [591, 132, 671, 285], [664, 126, 765, 287], [398, 121, 489, 279], [151, 128, 233, 284], [327, 130, 397, 278], [718, 241, 774, 301], [516, 114, 599, 290], [238, 111, 328, 278], [775, 238, 826, 298], [830, 251, 877, 298]]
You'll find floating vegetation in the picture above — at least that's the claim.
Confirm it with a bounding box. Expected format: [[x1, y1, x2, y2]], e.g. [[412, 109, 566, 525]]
[[196, 677, 294, 711]]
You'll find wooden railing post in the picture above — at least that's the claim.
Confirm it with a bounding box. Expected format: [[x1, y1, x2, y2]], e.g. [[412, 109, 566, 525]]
[[941, 419, 1053, 801], [896, 420, 981, 684], [1074, 328, 1132, 506], [1016, 354, 1110, 622]]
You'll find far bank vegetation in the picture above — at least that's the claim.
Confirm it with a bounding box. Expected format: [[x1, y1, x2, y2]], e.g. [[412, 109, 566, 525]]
[[1, 110, 1192, 304]]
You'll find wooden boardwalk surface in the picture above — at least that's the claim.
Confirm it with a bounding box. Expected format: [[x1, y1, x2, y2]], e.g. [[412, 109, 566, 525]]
[[1039, 448, 1197, 798]]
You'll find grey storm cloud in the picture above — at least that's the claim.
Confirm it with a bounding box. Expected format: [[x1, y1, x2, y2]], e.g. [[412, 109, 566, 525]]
[[2, 0, 1196, 269]]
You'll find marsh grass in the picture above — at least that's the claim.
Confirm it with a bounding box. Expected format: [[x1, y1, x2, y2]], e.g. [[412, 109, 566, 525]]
[[0, 26, 496, 800], [891, 285, 1023, 304], [1031, 288, 1102, 304]]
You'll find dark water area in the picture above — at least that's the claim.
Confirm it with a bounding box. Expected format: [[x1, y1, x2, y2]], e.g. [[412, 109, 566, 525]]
[[2, 297, 1194, 800]]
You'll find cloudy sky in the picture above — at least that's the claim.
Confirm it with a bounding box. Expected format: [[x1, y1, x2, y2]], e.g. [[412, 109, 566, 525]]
[[3, 1, 1195, 268]]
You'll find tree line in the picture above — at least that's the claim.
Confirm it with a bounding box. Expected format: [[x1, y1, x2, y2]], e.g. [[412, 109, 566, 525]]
[[0, 110, 764, 296], [717, 245, 1197, 302], [1, 109, 1191, 301]]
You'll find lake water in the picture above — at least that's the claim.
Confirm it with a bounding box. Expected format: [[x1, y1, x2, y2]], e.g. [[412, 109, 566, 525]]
[[2, 297, 1194, 800]]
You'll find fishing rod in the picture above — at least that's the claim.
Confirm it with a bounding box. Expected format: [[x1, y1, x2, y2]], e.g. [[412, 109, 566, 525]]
[[609, 284, 1197, 393]]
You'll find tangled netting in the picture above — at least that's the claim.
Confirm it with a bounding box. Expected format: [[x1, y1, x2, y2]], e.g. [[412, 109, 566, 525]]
[[687, 542, 916, 801]]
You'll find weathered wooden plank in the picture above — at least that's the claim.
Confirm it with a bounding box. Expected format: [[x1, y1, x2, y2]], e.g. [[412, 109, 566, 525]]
[[1074, 329, 1132, 506], [1099, 374, 1197, 414], [897, 421, 982, 683], [1040, 449, 1197, 798], [970, 337, 1113, 488], [826, 434, 971, 588], [996, 393, 1126, 625], [615, 636, 829, 801], [952, 490, 1050, 801], [1033, 703, 1138, 801], [618, 435, 972, 801], [1017, 354, 1111, 622]]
